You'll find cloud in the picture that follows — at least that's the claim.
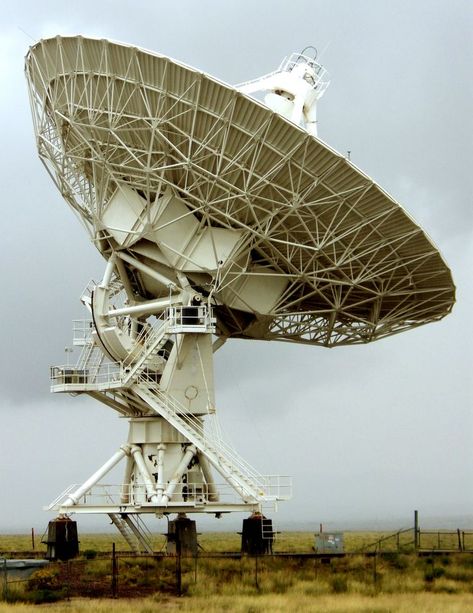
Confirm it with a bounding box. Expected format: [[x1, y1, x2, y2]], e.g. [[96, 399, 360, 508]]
[[0, 0, 471, 532]]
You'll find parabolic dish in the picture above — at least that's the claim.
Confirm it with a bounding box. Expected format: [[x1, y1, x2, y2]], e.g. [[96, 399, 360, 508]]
[[26, 36, 455, 347]]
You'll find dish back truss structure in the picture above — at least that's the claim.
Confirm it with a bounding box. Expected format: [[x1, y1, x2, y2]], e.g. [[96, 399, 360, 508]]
[[25, 36, 454, 548]]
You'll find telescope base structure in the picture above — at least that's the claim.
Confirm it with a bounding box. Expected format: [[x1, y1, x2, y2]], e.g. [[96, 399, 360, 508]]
[[47, 416, 272, 517], [46, 274, 290, 549]]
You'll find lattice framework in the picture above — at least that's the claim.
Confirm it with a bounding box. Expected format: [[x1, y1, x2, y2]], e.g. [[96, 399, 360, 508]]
[[26, 37, 455, 347]]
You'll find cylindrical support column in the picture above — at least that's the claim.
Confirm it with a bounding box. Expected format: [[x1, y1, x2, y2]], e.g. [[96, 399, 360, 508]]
[[131, 445, 158, 503], [162, 445, 196, 505], [156, 443, 166, 503], [115, 256, 135, 300], [120, 454, 134, 504], [117, 251, 177, 290], [108, 294, 182, 318], [100, 255, 117, 289], [63, 445, 130, 507], [197, 452, 219, 502]]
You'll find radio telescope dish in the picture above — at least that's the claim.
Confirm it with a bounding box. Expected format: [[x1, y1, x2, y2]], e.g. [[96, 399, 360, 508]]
[[25, 36, 454, 547]]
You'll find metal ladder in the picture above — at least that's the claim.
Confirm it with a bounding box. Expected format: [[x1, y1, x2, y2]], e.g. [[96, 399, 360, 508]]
[[108, 513, 154, 554], [261, 512, 276, 547], [134, 382, 273, 503]]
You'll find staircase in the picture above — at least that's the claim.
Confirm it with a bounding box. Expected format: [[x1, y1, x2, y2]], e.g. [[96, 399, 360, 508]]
[[134, 381, 280, 504], [109, 513, 154, 554], [121, 319, 169, 385]]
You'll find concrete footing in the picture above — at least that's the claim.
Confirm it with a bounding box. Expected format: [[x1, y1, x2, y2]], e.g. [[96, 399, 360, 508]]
[[166, 514, 198, 556], [44, 517, 79, 560], [241, 513, 273, 554]]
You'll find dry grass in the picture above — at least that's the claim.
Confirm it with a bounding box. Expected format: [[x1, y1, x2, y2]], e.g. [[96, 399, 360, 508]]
[[2, 592, 473, 612], [2, 531, 473, 611], [0, 530, 418, 556], [0, 530, 417, 558]]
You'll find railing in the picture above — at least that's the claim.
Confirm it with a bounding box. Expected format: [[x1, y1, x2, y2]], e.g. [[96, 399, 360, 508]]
[[50, 361, 123, 390], [166, 305, 216, 334], [137, 381, 292, 502], [237, 52, 329, 95], [48, 480, 290, 511], [50, 350, 165, 393], [72, 319, 94, 346], [46, 484, 77, 511], [132, 514, 154, 545], [59, 305, 215, 392], [52, 306, 170, 391], [80, 278, 97, 304], [122, 312, 168, 369], [150, 384, 264, 483]]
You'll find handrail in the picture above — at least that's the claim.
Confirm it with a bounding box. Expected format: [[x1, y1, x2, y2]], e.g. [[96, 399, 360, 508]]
[[50, 361, 122, 388], [237, 53, 328, 91], [135, 380, 291, 501], [144, 381, 265, 483], [46, 484, 78, 510], [47, 480, 291, 510], [166, 305, 216, 333]]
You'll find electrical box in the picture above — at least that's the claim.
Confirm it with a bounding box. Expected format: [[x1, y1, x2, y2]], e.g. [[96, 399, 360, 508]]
[[315, 532, 344, 554]]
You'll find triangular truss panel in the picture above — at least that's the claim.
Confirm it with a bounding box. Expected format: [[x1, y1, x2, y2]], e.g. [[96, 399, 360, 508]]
[[26, 36, 455, 348]]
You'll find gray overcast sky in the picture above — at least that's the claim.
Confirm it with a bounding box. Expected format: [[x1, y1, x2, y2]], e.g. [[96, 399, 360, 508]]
[[0, 0, 472, 533]]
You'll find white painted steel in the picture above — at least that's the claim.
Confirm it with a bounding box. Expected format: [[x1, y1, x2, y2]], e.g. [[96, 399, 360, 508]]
[[161, 444, 196, 505], [134, 382, 289, 503], [120, 454, 134, 504], [108, 295, 181, 318], [58, 503, 262, 515], [62, 446, 129, 506], [130, 445, 158, 503], [156, 443, 166, 503], [47, 480, 289, 514], [122, 515, 154, 554], [197, 452, 219, 502], [239, 52, 329, 137], [109, 513, 140, 552], [25, 36, 455, 348], [25, 35, 453, 529], [116, 251, 177, 291]]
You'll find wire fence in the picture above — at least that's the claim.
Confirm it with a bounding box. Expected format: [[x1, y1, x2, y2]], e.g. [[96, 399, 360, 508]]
[[0, 548, 386, 601], [3, 528, 473, 602]]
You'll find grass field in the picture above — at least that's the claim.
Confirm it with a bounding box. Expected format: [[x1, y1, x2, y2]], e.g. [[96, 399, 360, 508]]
[[2, 531, 473, 611], [0, 529, 417, 555], [1, 592, 473, 612]]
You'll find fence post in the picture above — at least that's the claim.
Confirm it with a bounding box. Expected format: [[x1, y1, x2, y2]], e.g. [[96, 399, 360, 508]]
[[254, 553, 259, 591], [175, 540, 182, 596], [457, 529, 463, 552], [373, 552, 378, 587], [66, 560, 71, 602], [111, 543, 118, 598], [2, 558, 7, 601], [414, 510, 419, 551]]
